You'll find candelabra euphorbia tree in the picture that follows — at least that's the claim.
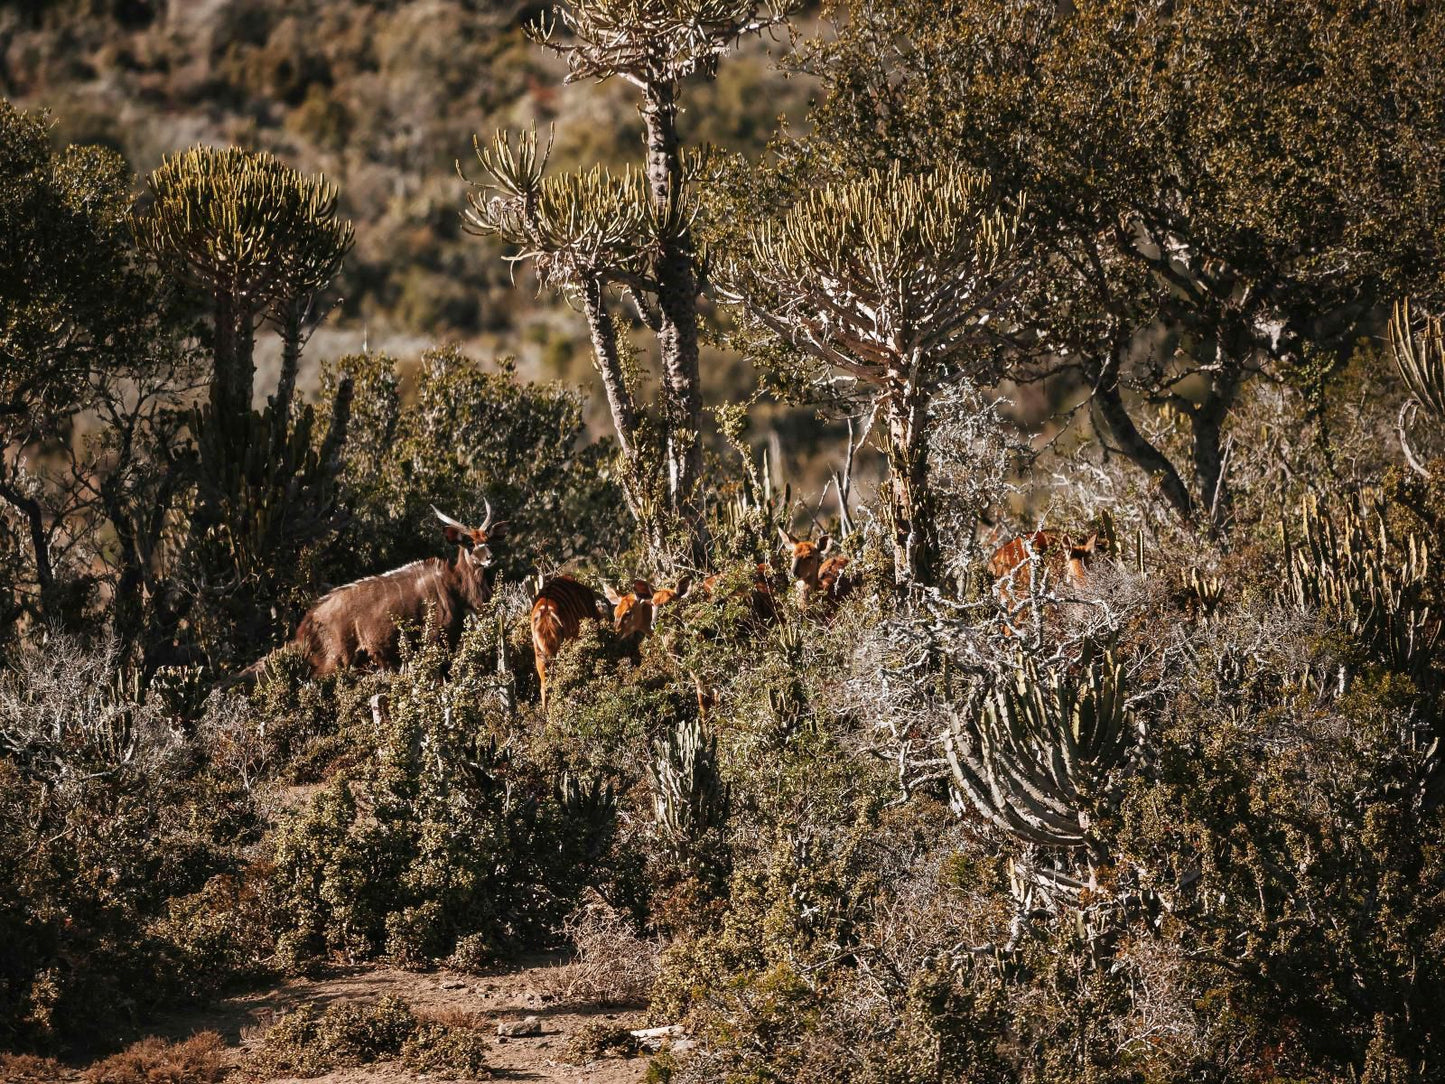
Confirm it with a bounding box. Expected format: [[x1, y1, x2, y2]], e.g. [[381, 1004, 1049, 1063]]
[[138, 146, 354, 440], [137, 147, 355, 663], [463, 0, 796, 562], [717, 162, 1028, 585]]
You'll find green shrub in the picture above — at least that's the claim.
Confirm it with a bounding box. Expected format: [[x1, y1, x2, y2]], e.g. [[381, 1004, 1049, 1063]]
[[317, 345, 629, 586], [247, 996, 490, 1080], [246, 996, 415, 1078], [399, 1017, 491, 1079], [563, 1022, 642, 1063], [266, 629, 620, 970], [0, 636, 265, 1051]]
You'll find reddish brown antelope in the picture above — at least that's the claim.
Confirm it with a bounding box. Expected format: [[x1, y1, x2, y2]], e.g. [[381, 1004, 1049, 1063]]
[[605, 576, 706, 717], [289, 504, 505, 676], [530, 575, 606, 710], [778, 527, 853, 603], [989, 530, 1099, 618], [603, 577, 693, 640]]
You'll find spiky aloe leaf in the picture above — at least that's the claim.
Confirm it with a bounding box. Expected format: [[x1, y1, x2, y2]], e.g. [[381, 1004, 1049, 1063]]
[[1282, 493, 1438, 682], [1389, 299, 1445, 418], [648, 716, 730, 865]]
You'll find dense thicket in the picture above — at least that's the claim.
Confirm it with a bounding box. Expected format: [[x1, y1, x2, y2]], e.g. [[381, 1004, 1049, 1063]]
[[3, 2, 1445, 1082]]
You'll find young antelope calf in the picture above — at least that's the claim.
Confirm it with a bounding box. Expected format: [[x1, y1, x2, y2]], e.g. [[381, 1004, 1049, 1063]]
[[603, 577, 693, 640], [778, 527, 853, 603], [989, 530, 1100, 627]]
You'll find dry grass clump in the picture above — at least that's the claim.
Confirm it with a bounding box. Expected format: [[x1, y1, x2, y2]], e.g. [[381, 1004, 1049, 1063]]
[[537, 899, 660, 1007], [0, 1052, 70, 1082], [81, 1032, 228, 1084]]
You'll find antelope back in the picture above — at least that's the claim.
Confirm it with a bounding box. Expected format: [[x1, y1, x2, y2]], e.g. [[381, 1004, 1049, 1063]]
[[531, 576, 602, 653], [990, 530, 1100, 599]]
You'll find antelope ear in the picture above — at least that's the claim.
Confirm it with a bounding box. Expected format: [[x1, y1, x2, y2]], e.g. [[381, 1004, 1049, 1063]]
[[672, 575, 692, 600], [1083, 532, 1098, 553], [778, 525, 795, 549], [818, 534, 833, 555], [442, 524, 467, 545], [632, 579, 655, 598], [483, 521, 509, 540], [603, 584, 622, 605]]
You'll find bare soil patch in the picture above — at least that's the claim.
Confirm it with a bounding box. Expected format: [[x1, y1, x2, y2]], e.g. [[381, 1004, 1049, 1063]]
[[35, 960, 656, 1084]]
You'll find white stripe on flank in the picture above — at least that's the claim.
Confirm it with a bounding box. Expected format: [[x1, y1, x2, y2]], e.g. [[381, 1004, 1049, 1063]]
[[333, 559, 431, 593]]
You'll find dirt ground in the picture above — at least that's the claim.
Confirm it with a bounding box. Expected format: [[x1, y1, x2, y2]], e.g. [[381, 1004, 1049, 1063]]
[[101, 960, 657, 1083]]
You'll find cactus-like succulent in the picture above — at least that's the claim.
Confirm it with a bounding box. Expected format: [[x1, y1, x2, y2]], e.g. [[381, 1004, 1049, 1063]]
[[944, 641, 1138, 851], [1389, 299, 1445, 417], [648, 716, 730, 871], [140, 145, 353, 318], [556, 772, 618, 826], [1184, 566, 1225, 619], [1282, 494, 1438, 681], [138, 146, 354, 426], [1387, 299, 1445, 476], [464, 130, 682, 289], [714, 161, 1028, 584]]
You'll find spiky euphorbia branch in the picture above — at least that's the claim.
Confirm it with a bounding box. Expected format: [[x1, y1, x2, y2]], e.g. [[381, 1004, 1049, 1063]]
[[464, 130, 660, 518], [717, 163, 1029, 585], [530, 0, 797, 89]]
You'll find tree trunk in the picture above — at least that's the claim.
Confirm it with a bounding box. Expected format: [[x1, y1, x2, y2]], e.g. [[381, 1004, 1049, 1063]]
[[580, 276, 652, 531], [1190, 339, 1245, 530], [641, 81, 706, 558], [580, 277, 639, 463], [1086, 347, 1195, 523], [272, 296, 303, 452], [207, 290, 257, 484], [0, 479, 56, 623], [883, 376, 937, 587], [211, 290, 236, 419], [212, 293, 256, 417]]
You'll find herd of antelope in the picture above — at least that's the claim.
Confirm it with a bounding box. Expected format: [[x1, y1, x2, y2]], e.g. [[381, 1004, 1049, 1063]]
[[265, 505, 1104, 705]]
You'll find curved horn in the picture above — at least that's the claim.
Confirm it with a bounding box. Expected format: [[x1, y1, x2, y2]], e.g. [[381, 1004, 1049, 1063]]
[[432, 505, 468, 531], [480, 497, 494, 533]]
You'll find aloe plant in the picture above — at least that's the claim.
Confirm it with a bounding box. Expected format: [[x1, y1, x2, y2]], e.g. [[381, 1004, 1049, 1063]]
[[1388, 298, 1445, 477], [945, 641, 1138, 851], [648, 716, 730, 877]]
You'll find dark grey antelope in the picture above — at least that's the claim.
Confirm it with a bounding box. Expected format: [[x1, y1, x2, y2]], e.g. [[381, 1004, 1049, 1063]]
[[286, 504, 506, 676]]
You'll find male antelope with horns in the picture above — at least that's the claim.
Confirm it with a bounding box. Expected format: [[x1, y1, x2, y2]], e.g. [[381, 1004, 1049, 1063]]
[[286, 503, 506, 676]]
